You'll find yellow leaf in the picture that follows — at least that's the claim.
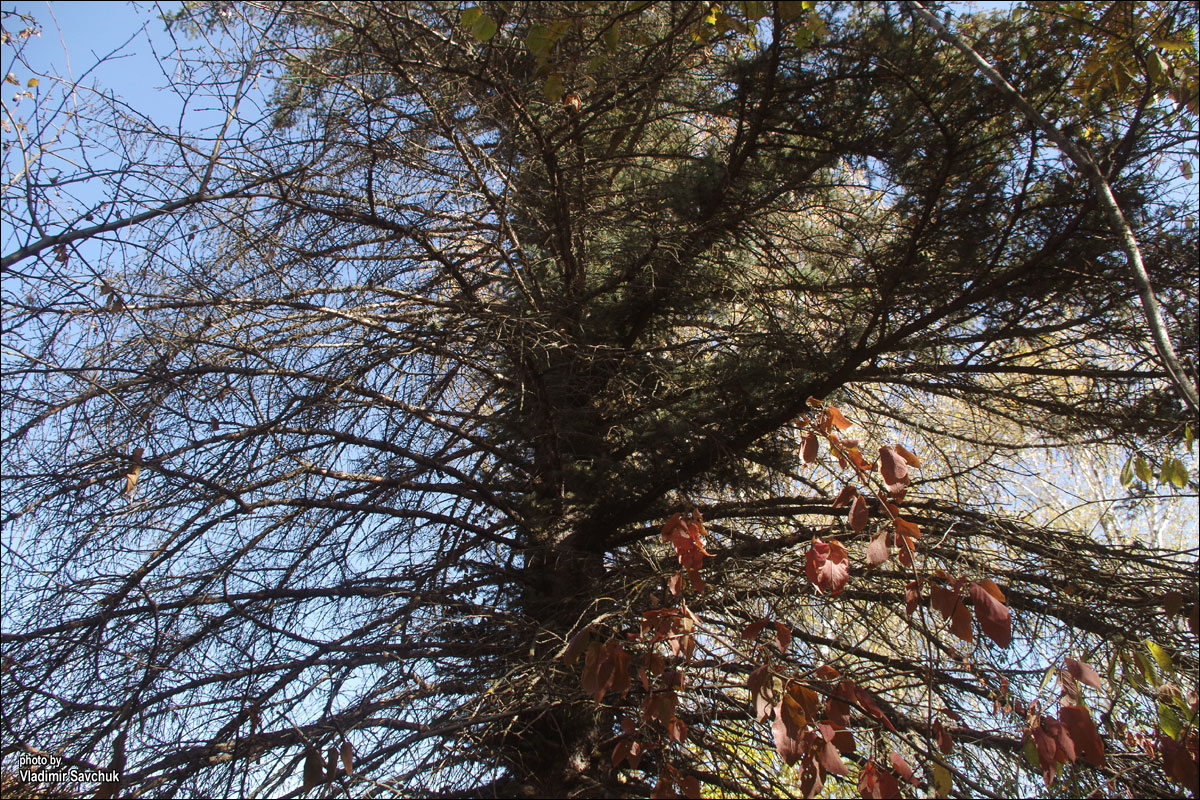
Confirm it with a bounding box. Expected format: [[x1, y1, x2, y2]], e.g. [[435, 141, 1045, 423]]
[[1135, 455, 1153, 483], [1154, 39, 1193, 52], [26, 77, 38, 88], [123, 466, 141, 497], [1146, 639, 1173, 673], [740, 1, 767, 20], [933, 763, 952, 798], [715, 12, 748, 35]]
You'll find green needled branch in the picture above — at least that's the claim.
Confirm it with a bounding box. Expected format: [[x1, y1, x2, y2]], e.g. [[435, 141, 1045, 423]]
[[905, 0, 1199, 416]]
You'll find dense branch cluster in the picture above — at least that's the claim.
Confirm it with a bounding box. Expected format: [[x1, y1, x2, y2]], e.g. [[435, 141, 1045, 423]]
[[2, 2, 1197, 798]]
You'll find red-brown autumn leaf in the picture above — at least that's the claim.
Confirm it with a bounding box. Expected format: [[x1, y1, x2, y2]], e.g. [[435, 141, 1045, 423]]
[[1159, 731, 1200, 794], [303, 746, 324, 790], [802, 432, 819, 463], [931, 583, 974, 643], [642, 690, 677, 725], [1029, 726, 1057, 788], [832, 445, 847, 469], [612, 737, 634, 767], [661, 513, 687, 541], [685, 516, 709, 551], [772, 716, 805, 766], [827, 681, 852, 727], [741, 619, 770, 639], [1057, 668, 1081, 705], [879, 446, 909, 493], [661, 667, 684, 689], [660, 690, 679, 719], [969, 581, 1012, 648], [798, 754, 825, 799], [1043, 715, 1077, 764], [933, 718, 953, 754], [667, 716, 688, 743], [668, 619, 695, 659], [817, 738, 848, 776], [895, 443, 921, 468], [794, 682, 822, 723], [747, 665, 774, 722], [581, 642, 604, 697], [858, 758, 900, 799], [1162, 591, 1184, 615], [874, 490, 900, 518], [687, 568, 704, 593], [663, 515, 713, 572], [814, 664, 840, 680], [805, 538, 850, 595], [866, 530, 889, 567], [889, 751, 918, 785], [773, 621, 792, 653], [581, 640, 629, 702], [894, 516, 921, 540], [974, 577, 1005, 602], [817, 720, 855, 754], [832, 484, 857, 508], [641, 610, 666, 642], [848, 495, 868, 531], [1064, 658, 1102, 690], [904, 580, 921, 616], [668, 571, 684, 596], [593, 644, 617, 702], [608, 642, 631, 698], [855, 685, 897, 732], [1060, 705, 1105, 767], [562, 625, 592, 664], [671, 538, 704, 571], [779, 690, 808, 733], [1030, 715, 1079, 788], [680, 775, 701, 800], [950, 598, 973, 642], [828, 406, 852, 430], [846, 447, 873, 472], [650, 776, 677, 799]]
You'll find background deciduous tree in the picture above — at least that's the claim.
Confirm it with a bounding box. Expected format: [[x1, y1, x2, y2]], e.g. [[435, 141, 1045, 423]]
[[2, 2, 1197, 798]]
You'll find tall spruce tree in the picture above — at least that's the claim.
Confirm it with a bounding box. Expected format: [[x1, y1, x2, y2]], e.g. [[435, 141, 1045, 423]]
[[2, 2, 1196, 798]]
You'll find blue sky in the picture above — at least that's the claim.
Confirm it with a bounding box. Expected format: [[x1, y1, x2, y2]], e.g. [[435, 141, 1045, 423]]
[[5, 1, 184, 125]]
